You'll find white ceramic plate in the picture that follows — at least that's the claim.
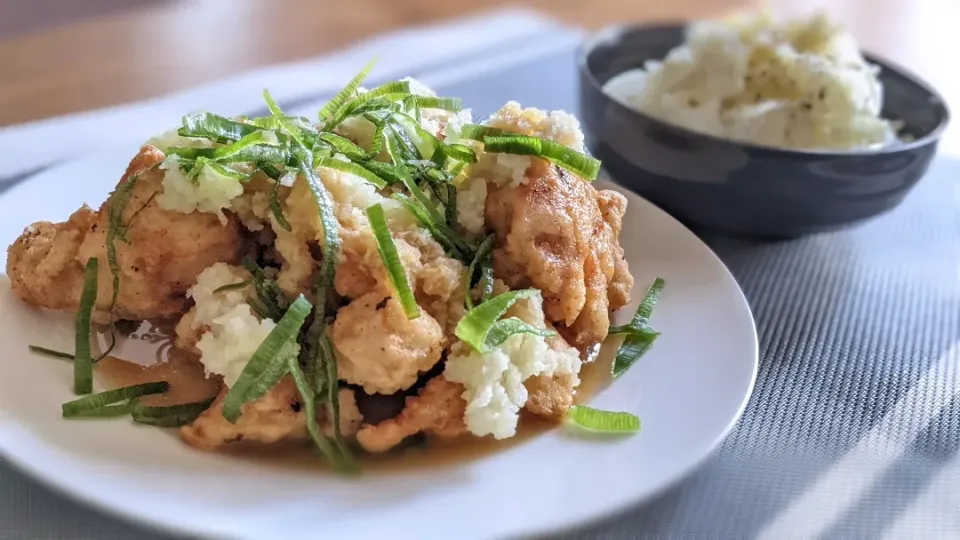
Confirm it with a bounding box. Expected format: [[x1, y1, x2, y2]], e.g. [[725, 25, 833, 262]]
[[0, 150, 758, 540]]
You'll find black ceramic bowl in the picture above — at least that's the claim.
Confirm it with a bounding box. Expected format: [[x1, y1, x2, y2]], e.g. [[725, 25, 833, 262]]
[[578, 23, 951, 238]]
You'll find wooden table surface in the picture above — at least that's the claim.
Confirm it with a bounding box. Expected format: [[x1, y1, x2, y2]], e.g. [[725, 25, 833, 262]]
[[1, 0, 956, 151]]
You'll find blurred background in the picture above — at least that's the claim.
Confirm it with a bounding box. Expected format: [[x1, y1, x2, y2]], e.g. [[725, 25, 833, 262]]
[[0, 0, 956, 130]]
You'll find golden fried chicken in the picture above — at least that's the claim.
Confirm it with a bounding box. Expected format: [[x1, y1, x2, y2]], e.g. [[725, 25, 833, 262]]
[[523, 336, 582, 421], [332, 291, 445, 394], [180, 382, 361, 450], [485, 161, 634, 350], [356, 376, 467, 453], [416, 255, 467, 339], [6, 146, 246, 322], [6, 206, 97, 314], [272, 167, 422, 300]]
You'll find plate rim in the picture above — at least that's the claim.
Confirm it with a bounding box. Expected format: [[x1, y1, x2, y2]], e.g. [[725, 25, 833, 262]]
[[0, 161, 759, 540]]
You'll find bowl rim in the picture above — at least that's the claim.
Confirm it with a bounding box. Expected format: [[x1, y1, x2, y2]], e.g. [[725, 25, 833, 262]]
[[578, 21, 952, 158]]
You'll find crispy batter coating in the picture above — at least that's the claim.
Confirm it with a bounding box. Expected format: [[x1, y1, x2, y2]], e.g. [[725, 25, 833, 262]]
[[597, 190, 633, 310], [523, 336, 582, 421], [417, 255, 467, 340], [333, 292, 445, 394], [272, 169, 423, 300], [356, 376, 467, 453], [174, 308, 204, 355], [180, 382, 361, 450], [6, 206, 97, 313], [6, 146, 245, 322], [485, 161, 634, 350]]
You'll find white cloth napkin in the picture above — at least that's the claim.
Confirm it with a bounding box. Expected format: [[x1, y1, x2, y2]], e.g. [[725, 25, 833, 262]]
[[0, 8, 574, 181]]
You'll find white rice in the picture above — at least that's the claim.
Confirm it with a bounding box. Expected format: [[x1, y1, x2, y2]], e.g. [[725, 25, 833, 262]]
[[603, 11, 899, 151]]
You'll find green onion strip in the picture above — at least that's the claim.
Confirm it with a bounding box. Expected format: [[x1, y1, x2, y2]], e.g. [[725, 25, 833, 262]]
[[566, 405, 641, 434], [366, 203, 419, 319], [28, 345, 75, 361], [464, 234, 495, 310], [610, 278, 665, 379], [221, 295, 312, 423], [318, 59, 377, 124], [131, 398, 216, 427], [62, 381, 169, 417], [286, 353, 356, 473], [454, 289, 556, 354], [73, 258, 99, 395], [459, 124, 601, 180]]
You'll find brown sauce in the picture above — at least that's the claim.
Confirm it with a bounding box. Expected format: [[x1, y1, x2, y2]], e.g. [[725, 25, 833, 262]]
[[97, 350, 221, 407], [93, 321, 617, 472]]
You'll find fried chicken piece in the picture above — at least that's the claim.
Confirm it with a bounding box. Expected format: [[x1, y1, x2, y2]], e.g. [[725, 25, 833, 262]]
[[356, 376, 467, 453], [333, 291, 445, 394], [6, 146, 246, 322], [597, 190, 632, 309], [416, 255, 467, 339], [173, 308, 204, 355], [485, 161, 634, 350], [180, 381, 361, 450], [180, 375, 306, 449], [523, 336, 582, 421], [273, 168, 422, 300], [6, 206, 97, 312]]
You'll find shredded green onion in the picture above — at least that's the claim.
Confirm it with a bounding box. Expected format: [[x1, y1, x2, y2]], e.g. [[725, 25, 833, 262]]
[[212, 280, 252, 294], [131, 397, 215, 427], [74, 258, 99, 395], [613, 332, 660, 379], [398, 170, 444, 224], [392, 193, 470, 262], [464, 234, 495, 310], [64, 402, 137, 419], [187, 157, 250, 182], [459, 124, 515, 141], [286, 353, 357, 473], [221, 295, 311, 423], [269, 181, 292, 231], [404, 94, 421, 123], [485, 317, 556, 350], [242, 258, 289, 321], [318, 59, 376, 122], [317, 158, 388, 189], [455, 289, 553, 353], [444, 183, 457, 231], [28, 345, 75, 361], [446, 143, 477, 164], [106, 171, 143, 310], [390, 113, 441, 161], [610, 278, 665, 379], [317, 133, 366, 159], [609, 278, 665, 335], [298, 158, 342, 313], [566, 405, 641, 434], [179, 112, 259, 143], [264, 86, 341, 316], [481, 135, 601, 181], [361, 80, 411, 99], [337, 91, 409, 120], [319, 333, 352, 458], [259, 162, 285, 180], [101, 168, 154, 362], [328, 98, 401, 131], [164, 147, 215, 160], [410, 95, 462, 111], [366, 204, 419, 319], [459, 124, 601, 180], [62, 382, 169, 418], [212, 130, 283, 162]]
